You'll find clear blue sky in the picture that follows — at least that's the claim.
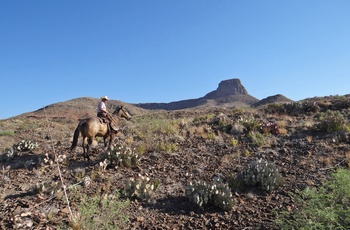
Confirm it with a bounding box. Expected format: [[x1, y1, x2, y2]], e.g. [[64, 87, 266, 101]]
[[1, 0, 349, 119]]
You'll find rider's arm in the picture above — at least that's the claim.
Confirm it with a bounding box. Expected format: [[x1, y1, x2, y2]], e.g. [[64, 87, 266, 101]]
[[100, 103, 108, 113]]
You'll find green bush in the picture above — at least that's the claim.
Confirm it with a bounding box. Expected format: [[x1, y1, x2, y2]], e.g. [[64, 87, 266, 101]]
[[0, 130, 14, 136], [276, 168, 350, 229], [247, 131, 265, 147], [314, 110, 349, 132], [239, 116, 261, 132], [74, 191, 129, 230], [264, 101, 320, 116]]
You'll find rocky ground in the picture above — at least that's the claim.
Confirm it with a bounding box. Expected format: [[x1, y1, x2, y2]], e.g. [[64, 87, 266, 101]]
[[1, 98, 350, 229]]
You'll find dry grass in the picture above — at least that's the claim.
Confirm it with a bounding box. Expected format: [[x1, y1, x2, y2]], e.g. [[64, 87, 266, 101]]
[[319, 156, 333, 167], [306, 135, 313, 143]]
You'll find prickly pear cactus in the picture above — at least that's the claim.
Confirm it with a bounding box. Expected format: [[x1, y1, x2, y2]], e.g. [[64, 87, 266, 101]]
[[1, 140, 38, 162], [124, 174, 159, 201], [240, 158, 283, 192], [15, 140, 38, 152], [185, 180, 212, 208], [211, 177, 235, 211], [3, 147, 17, 160], [100, 143, 139, 168], [32, 181, 62, 196], [185, 177, 234, 211]]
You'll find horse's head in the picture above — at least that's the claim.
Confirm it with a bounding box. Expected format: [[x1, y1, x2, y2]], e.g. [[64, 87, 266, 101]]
[[113, 105, 131, 120]]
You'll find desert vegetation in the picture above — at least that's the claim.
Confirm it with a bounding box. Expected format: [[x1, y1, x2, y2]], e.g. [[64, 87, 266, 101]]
[[0, 95, 350, 229]]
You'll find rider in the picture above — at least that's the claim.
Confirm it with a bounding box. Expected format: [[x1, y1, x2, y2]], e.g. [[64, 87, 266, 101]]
[[97, 96, 110, 123]]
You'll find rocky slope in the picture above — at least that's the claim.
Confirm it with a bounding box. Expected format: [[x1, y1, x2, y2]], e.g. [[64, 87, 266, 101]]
[[0, 95, 350, 229], [253, 94, 294, 107]]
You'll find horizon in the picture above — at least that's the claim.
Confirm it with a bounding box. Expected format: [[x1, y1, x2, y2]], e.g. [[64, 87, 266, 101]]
[[3, 77, 348, 119], [1, 1, 350, 119]]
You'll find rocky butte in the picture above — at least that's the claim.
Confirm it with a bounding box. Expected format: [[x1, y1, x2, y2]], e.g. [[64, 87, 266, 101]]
[[134, 78, 259, 110], [203, 78, 248, 99]]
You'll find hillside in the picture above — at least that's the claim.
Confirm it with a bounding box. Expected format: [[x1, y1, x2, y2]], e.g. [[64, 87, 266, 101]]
[[0, 94, 350, 229], [253, 94, 294, 107], [17, 97, 148, 121], [9, 78, 293, 121]]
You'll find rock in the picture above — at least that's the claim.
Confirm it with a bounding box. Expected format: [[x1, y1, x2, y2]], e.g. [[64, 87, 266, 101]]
[[203, 79, 248, 99]]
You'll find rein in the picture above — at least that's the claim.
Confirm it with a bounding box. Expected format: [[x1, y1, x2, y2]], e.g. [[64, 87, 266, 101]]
[[106, 113, 119, 126]]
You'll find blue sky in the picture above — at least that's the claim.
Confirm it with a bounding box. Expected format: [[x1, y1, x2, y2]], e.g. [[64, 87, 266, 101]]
[[1, 0, 349, 119]]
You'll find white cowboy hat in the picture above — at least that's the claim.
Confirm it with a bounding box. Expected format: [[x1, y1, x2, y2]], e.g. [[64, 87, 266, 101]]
[[101, 96, 109, 100]]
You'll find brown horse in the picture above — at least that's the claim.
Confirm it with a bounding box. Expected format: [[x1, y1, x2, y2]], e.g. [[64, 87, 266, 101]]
[[70, 106, 131, 161]]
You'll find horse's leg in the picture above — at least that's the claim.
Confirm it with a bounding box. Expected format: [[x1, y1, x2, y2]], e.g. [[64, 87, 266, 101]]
[[86, 144, 90, 161], [82, 136, 90, 161], [82, 137, 87, 159], [108, 133, 114, 148], [85, 137, 94, 161], [103, 136, 107, 148]]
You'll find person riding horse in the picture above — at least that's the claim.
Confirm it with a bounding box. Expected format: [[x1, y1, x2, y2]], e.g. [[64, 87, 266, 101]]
[[97, 96, 110, 123], [97, 95, 115, 134], [71, 103, 132, 161]]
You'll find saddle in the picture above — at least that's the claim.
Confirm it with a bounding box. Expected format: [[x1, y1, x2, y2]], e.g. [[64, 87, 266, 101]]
[[97, 117, 119, 133], [97, 117, 109, 124]]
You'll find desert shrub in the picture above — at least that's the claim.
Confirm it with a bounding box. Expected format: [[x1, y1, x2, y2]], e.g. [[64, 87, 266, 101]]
[[193, 113, 215, 124], [239, 116, 261, 132], [238, 158, 283, 192], [124, 174, 159, 201], [331, 97, 350, 110], [18, 119, 41, 130], [314, 110, 349, 132], [130, 113, 182, 152], [276, 168, 350, 229], [73, 191, 129, 230], [227, 173, 244, 191], [211, 113, 230, 126], [247, 131, 265, 147], [31, 181, 62, 197], [276, 121, 288, 135], [265, 101, 320, 116], [185, 177, 234, 211], [228, 122, 245, 134], [131, 113, 173, 136], [244, 149, 251, 157], [0, 130, 14, 136], [261, 122, 279, 134], [155, 141, 178, 152], [229, 138, 239, 147], [191, 125, 216, 139], [206, 129, 216, 140]]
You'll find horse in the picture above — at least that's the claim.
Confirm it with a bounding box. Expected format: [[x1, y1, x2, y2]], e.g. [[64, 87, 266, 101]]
[[70, 106, 131, 161]]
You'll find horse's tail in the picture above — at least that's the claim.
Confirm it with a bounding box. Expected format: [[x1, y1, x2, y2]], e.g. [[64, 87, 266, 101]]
[[70, 121, 82, 151]]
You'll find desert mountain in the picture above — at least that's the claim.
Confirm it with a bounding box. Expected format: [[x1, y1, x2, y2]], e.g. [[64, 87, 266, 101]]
[[253, 94, 294, 107], [134, 79, 260, 110], [14, 78, 293, 120], [19, 97, 147, 120]]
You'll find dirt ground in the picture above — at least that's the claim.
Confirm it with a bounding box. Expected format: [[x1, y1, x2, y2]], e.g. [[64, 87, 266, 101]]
[[1, 104, 350, 229]]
